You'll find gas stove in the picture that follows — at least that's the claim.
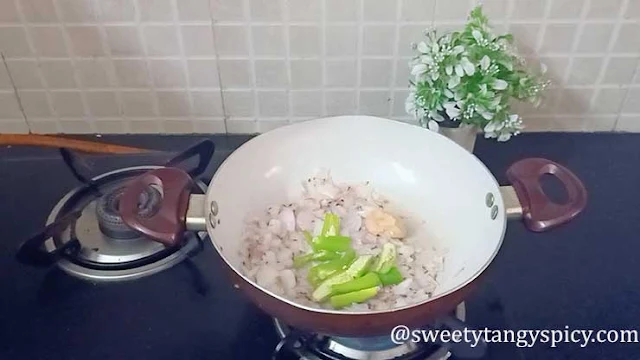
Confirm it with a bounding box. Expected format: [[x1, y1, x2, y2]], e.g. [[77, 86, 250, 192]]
[[16, 141, 214, 282], [36, 165, 205, 281]]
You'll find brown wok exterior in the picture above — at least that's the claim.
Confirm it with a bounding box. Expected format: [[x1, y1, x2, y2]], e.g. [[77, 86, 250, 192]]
[[224, 264, 481, 337]]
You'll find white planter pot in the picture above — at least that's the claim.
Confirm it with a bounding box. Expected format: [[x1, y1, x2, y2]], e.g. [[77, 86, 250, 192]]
[[438, 124, 477, 153]]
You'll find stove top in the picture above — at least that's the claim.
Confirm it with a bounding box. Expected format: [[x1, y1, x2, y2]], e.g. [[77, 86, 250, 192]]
[[2, 133, 640, 360]]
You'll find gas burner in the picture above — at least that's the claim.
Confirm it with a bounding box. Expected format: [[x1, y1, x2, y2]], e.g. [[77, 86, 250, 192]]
[[42, 166, 207, 282], [95, 185, 162, 239], [273, 303, 466, 360]]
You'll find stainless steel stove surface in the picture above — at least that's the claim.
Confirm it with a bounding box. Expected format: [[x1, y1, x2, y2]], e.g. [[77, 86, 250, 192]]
[[2, 133, 639, 360]]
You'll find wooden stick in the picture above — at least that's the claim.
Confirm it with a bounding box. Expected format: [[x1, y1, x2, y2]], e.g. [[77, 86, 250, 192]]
[[0, 134, 155, 154]]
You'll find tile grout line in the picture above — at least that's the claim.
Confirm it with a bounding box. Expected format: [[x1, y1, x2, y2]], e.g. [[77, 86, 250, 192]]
[[615, 56, 640, 131], [600, 0, 635, 131], [355, 0, 364, 113], [533, 0, 553, 53], [589, 0, 633, 131], [206, 0, 229, 133], [12, 0, 61, 133], [22, 113, 637, 121], [282, 0, 293, 123], [2, 52, 31, 132], [528, 0, 552, 130], [170, 0, 196, 132], [558, 0, 590, 130], [320, 0, 327, 118], [387, 0, 403, 118], [133, 0, 164, 133], [500, 3, 516, 67], [50, 0, 95, 133], [6, 84, 634, 91], [430, 0, 437, 28], [504, 0, 515, 28], [243, 0, 259, 131], [6, 18, 638, 27], [94, 0, 129, 133], [6, 52, 637, 62]]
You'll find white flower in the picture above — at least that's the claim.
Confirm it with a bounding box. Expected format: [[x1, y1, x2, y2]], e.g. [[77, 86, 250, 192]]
[[461, 57, 475, 76], [452, 45, 465, 55], [483, 121, 503, 137], [483, 114, 523, 142], [493, 79, 508, 90], [455, 64, 465, 77], [477, 107, 494, 120], [427, 120, 440, 132], [444, 102, 461, 118], [447, 76, 460, 89], [428, 111, 444, 122], [444, 89, 454, 98], [480, 55, 490, 71], [405, 93, 416, 115], [416, 108, 427, 120], [417, 41, 429, 53], [472, 29, 483, 43], [443, 101, 456, 109], [411, 63, 427, 76], [445, 65, 453, 75], [420, 55, 434, 64], [500, 60, 514, 71]]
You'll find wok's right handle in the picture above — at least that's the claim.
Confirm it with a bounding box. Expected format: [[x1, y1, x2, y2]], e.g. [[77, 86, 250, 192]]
[[505, 158, 587, 232]]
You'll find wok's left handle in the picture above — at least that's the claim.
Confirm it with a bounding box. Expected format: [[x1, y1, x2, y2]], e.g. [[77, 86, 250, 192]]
[[505, 158, 587, 232], [119, 168, 193, 247]]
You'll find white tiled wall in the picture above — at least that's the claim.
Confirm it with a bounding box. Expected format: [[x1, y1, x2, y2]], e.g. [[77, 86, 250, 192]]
[[0, 0, 639, 134]]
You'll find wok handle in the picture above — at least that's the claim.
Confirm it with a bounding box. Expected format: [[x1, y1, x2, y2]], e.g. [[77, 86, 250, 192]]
[[119, 168, 193, 247], [506, 158, 587, 232]]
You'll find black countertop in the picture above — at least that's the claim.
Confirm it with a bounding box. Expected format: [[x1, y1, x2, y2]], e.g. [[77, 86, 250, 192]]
[[1, 132, 639, 360]]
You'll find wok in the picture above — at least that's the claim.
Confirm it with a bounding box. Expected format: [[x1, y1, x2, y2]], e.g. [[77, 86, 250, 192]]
[[119, 115, 587, 337]]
